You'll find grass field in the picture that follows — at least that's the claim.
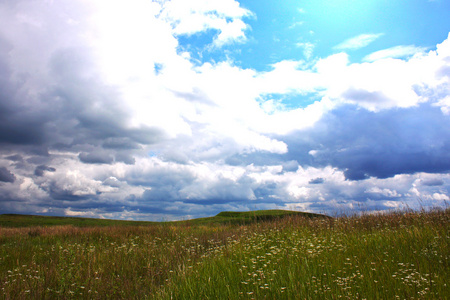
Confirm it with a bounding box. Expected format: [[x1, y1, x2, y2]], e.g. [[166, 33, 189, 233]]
[[0, 208, 448, 299]]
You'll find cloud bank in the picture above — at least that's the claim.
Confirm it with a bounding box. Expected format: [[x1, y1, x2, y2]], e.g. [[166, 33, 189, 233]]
[[0, 0, 449, 220]]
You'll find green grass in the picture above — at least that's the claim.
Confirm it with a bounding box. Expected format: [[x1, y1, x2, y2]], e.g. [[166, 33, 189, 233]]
[[161, 210, 449, 299], [0, 209, 448, 299]]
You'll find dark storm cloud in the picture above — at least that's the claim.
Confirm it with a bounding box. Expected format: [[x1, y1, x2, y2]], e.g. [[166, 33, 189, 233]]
[[51, 201, 124, 213], [2, 45, 65, 152], [0, 1, 164, 171], [343, 169, 369, 181], [5, 154, 23, 162], [34, 165, 56, 177], [114, 153, 136, 165], [47, 48, 164, 147], [0, 48, 48, 146], [420, 178, 444, 186], [283, 103, 450, 180], [102, 138, 142, 150], [0, 167, 15, 183], [48, 48, 137, 144], [79, 152, 114, 165], [0, 43, 164, 165], [26, 154, 51, 165], [0, 111, 48, 146], [46, 184, 98, 202]]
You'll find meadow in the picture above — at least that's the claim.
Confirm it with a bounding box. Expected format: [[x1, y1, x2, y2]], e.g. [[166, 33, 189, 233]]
[[0, 208, 448, 299]]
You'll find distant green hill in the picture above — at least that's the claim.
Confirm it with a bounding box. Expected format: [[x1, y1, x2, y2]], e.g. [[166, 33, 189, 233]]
[[178, 210, 331, 225], [0, 210, 330, 228]]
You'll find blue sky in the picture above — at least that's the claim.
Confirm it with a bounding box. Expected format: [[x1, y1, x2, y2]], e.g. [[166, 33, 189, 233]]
[[0, 0, 449, 220], [184, 0, 450, 68]]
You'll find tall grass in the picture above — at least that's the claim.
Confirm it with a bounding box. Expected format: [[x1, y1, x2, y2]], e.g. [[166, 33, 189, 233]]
[[158, 208, 449, 299], [1, 208, 448, 299], [0, 224, 245, 299]]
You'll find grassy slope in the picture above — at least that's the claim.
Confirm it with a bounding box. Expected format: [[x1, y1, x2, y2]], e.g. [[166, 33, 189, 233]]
[[0, 210, 330, 227]]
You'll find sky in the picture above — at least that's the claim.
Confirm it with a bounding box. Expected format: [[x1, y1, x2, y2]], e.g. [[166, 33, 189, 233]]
[[0, 0, 449, 221]]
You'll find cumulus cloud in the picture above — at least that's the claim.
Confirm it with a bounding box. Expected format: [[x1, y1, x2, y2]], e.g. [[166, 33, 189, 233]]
[[365, 187, 401, 198], [0, 167, 15, 183], [160, 0, 253, 47], [284, 104, 450, 180], [0, 0, 449, 220]]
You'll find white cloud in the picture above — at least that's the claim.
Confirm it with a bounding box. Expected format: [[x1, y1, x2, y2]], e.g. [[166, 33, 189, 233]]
[[432, 95, 450, 115], [64, 208, 100, 218], [296, 42, 315, 60], [334, 33, 384, 50], [432, 193, 449, 201], [287, 185, 310, 199], [365, 187, 401, 198], [214, 18, 248, 47], [311, 36, 450, 111], [363, 45, 428, 62], [160, 0, 253, 46], [383, 201, 403, 209], [91, 1, 176, 83], [18, 177, 48, 200]]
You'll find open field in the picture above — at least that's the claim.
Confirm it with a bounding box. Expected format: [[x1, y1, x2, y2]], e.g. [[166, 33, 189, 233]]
[[0, 209, 448, 299]]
